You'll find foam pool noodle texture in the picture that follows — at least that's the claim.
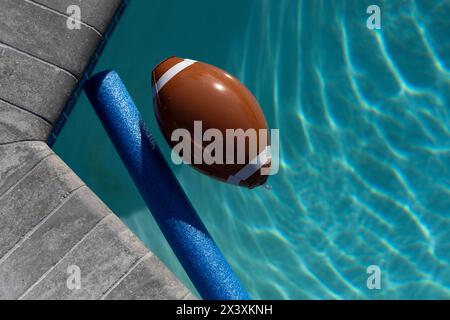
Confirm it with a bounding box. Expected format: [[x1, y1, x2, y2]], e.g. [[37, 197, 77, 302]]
[[84, 70, 250, 300]]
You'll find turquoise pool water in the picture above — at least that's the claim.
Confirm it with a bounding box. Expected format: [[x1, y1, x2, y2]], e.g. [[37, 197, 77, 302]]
[[54, 0, 450, 299]]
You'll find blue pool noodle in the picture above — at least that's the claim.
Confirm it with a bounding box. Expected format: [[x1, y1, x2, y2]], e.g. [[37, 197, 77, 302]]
[[85, 71, 249, 300]]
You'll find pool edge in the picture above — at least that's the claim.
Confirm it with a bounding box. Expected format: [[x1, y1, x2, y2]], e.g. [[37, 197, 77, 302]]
[[0, 0, 195, 300]]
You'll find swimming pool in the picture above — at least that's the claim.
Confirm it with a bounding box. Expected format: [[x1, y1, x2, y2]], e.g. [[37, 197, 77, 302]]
[[54, 0, 450, 299]]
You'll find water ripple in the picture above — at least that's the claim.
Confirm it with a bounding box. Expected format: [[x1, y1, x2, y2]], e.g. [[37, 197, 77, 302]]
[[213, 0, 450, 298]]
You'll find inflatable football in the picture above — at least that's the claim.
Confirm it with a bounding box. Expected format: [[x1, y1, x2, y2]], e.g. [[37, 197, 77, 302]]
[[152, 56, 271, 188]]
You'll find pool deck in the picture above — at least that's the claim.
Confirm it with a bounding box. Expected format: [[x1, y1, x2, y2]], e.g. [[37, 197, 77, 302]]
[[0, 0, 194, 299]]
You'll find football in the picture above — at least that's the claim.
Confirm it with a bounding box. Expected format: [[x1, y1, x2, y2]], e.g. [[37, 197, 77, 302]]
[[152, 56, 271, 188]]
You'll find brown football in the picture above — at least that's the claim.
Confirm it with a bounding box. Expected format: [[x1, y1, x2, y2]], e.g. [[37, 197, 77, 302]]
[[152, 56, 271, 188]]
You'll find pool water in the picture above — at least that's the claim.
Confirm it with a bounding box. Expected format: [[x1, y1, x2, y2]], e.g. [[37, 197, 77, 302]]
[[54, 0, 450, 299]]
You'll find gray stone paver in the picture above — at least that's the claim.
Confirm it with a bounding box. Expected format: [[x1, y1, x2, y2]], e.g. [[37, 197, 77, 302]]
[[0, 0, 193, 300]]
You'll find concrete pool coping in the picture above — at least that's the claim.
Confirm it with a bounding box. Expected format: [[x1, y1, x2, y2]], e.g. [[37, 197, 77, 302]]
[[0, 0, 194, 299]]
